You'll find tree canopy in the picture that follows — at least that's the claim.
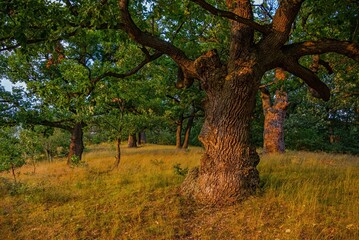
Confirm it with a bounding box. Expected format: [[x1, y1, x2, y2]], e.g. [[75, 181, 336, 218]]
[[0, 0, 358, 206]]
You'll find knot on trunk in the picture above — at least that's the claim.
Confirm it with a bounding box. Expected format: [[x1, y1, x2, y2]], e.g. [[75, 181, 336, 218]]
[[195, 49, 221, 67], [194, 49, 226, 91], [176, 66, 194, 88]]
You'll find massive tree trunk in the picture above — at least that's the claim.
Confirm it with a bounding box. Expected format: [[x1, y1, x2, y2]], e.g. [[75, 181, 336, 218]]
[[127, 134, 137, 148], [67, 122, 85, 165], [181, 50, 261, 205], [261, 89, 289, 154]]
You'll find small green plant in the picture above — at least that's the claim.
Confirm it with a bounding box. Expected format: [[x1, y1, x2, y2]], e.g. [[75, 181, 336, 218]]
[[173, 163, 188, 176], [70, 155, 87, 167]]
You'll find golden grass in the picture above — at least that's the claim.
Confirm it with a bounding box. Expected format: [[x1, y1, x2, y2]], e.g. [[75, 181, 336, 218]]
[[0, 143, 358, 239]]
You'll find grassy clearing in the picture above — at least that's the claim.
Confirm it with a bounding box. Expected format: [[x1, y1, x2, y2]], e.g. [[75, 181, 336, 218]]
[[1, 143, 358, 239]]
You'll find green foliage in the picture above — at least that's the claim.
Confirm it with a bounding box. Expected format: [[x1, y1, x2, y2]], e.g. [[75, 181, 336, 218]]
[[0, 127, 26, 181], [69, 155, 87, 168], [0, 0, 358, 155], [173, 163, 189, 176]]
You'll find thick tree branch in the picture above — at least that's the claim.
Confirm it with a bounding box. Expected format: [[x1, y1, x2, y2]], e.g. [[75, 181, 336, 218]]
[[118, 0, 196, 77], [272, 0, 303, 34], [260, 87, 272, 113], [283, 59, 330, 101], [283, 39, 359, 62], [260, 0, 303, 49], [190, 0, 270, 34], [319, 59, 334, 74], [274, 1, 302, 35], [35, 120, 74, 132], [91, 50, 163, 87]]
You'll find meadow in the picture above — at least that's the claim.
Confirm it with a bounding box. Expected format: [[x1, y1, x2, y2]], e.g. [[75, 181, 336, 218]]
[[0, 143, 358, 239]]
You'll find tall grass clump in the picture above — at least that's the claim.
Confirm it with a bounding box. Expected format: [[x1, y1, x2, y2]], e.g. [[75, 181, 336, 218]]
[[0, 143, 358, 239]]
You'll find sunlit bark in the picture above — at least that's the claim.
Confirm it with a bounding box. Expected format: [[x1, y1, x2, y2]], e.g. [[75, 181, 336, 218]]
[[261, 89, 289, 154]]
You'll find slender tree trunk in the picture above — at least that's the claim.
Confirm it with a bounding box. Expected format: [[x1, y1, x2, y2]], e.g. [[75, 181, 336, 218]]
[[137, 132, 141, 145], [31, 156, 36, 174], [127, 134, 137, 148], [11, 163, 17, 183], [329, 127, 340, 144], [67, 122, 85, 165], [182, 114, 194, 149], [261, 89, 289, 154], [175, 114, 184, 149], [45, 148, 53, 162], [114, 137, 121, 168], [181, 51, 261, 205], [140, 131, 147, 144]]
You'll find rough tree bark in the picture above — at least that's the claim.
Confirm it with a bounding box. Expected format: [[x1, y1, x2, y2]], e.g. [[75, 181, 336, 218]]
[[127, 134, 137, 148], [261, 88, 289, 154], [119, 0, 359, 205], [67, 122, 85, 165], [180, 49, 262, 205], [260, 68, 289, 154]]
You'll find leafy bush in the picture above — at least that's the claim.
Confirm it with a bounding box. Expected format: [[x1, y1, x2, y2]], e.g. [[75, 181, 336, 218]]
[[173, 163, 188, 176]]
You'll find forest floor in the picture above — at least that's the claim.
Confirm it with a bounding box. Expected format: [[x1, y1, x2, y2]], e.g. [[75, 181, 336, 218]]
[[0, 143, 358, 239]]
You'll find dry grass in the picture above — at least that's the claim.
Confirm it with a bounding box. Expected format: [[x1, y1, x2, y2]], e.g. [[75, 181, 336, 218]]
[[0, 143, 358, 239]]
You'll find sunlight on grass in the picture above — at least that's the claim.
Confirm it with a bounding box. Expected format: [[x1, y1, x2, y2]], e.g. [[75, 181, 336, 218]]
[[1, 144, 358, 239]]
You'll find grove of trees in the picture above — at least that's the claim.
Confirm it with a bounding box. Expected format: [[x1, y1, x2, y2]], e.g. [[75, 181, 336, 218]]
[[0, 0, 358, 206]]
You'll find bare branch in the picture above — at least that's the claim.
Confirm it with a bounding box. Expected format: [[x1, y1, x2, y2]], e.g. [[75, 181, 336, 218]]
[[253, 4, 273, 20], [190, 0, 270, 34], [343, 91, 359, 98], [319, 59, 334, 74], [36, 120, 74, 132], [166, 94, 181, 103], [283, 39, 359, 62], [283, 59, 330, 101]]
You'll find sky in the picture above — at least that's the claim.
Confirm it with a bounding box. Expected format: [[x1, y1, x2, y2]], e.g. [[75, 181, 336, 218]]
[[1, 78, 13, 91], [1, 78, 26, 92]]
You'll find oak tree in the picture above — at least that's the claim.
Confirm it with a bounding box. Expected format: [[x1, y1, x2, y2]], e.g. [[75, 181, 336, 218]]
[[119, 0, 358, 205]]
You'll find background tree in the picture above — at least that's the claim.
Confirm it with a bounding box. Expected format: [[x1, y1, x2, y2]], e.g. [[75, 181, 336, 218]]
[[259, 68, 289, 154], [165, 83, 204, 150], [0, 127, 25, 183]]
